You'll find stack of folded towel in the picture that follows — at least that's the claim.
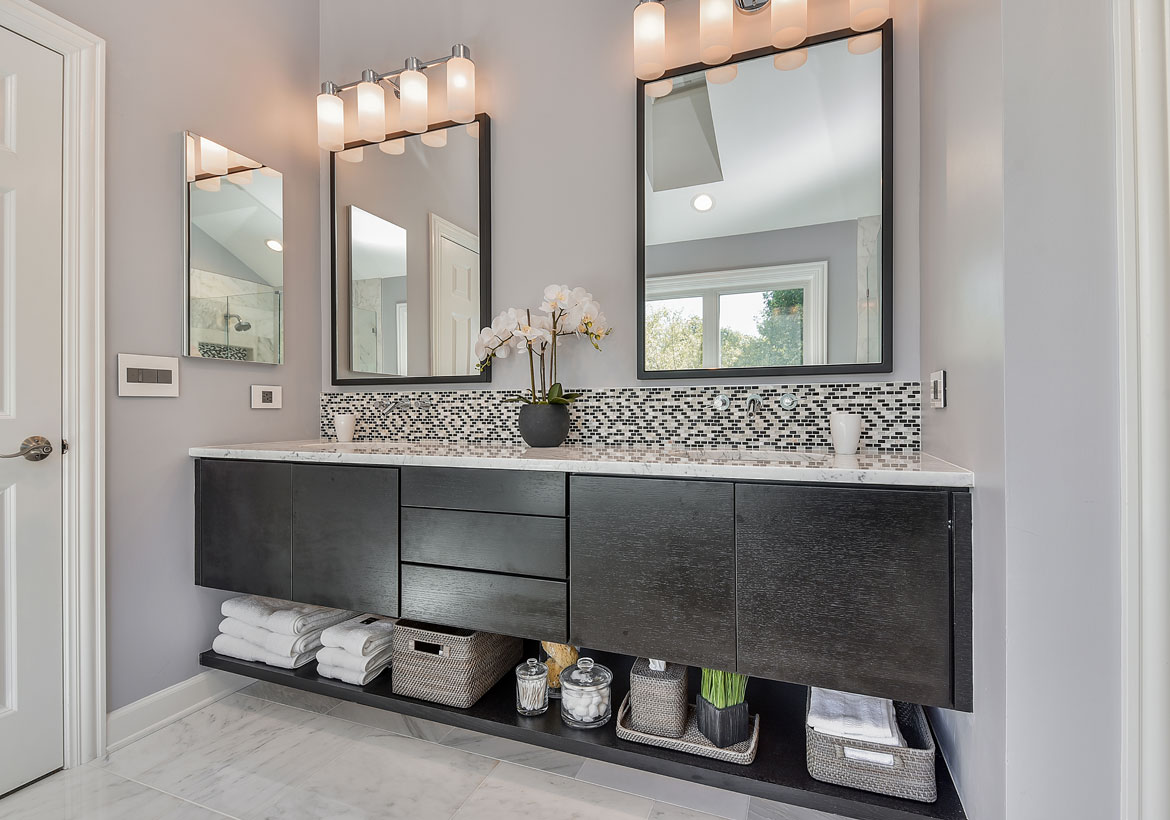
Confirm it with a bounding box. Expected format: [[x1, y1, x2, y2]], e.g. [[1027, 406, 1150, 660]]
[[807, 687, 907, 747], [314, 614, 396, 686], [213, 595, 354, 669]]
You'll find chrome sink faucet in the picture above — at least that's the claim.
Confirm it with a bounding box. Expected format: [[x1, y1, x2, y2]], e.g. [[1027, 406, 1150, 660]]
[[376, 395, 432, 414], [746, 393, 764, 417]]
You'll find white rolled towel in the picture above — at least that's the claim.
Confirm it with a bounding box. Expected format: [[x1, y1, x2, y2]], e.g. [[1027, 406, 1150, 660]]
[[212, 633, 317, 669], [320, 614, 396, 657], [221, 595, 354, 637], [808, 687, 906, 747], [316, 645, 394, 674], [317, 662, 388, 687], [219, 618, 323, 658]]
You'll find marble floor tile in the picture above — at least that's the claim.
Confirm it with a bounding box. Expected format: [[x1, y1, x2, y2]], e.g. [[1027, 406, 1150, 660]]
[[255, 726, 498, 819], [0, 766, 227, 820], [747, 797, 849, 820], [240, 681, 341, 714], [440, 726, 586, 777], [651, 803, 728, 820], [451, 762, 654, 820], [576, 759, 750, 820], [327, 700, 454, 742], [101, 692, 363, 819]]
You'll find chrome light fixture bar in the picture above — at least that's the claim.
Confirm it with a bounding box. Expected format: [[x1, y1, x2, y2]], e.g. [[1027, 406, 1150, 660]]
[[317, 44, 476, 152]]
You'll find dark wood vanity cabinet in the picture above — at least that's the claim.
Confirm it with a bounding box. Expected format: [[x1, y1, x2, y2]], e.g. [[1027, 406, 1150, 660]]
[[568, 476, 738, 670], [196, 460, 400, 616], [736, 484, 960, 708]]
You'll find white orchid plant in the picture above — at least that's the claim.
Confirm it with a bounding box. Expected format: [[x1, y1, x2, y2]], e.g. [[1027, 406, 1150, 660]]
[[474, 285, 613, 405]]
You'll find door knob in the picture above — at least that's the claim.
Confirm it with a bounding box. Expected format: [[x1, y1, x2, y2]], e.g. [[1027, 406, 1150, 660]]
[[0, 436, 53, 462]]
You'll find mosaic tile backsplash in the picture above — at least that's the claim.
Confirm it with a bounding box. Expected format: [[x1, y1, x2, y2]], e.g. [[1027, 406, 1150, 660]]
[[320, 382, 921, 452]]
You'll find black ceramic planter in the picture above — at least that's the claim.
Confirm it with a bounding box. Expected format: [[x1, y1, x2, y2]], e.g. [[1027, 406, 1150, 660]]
[[518, 404, 570, 447], [696, 695, 750, 748]]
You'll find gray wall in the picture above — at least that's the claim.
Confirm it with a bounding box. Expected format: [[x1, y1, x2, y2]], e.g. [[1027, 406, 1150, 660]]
[[320, 0, 921, 390], [646, 220, 863, 364], [36, 0, 322, 711], [920, 0, 1123, 818]]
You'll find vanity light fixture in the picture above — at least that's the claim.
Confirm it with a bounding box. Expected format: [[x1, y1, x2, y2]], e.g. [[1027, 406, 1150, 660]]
[[316, 44, 475, 151], [420, 128, 448, 148], [849, 0, 890, 31], [774, 48, 808, 70], [634, 0, 667, 81], [692, 193, 715, 212], [770, 0, 807, 49], [645, 78, 674, 98], [265, 239, 284, 253], [227, 169, 253, 185], [848, 32, 882, 55], [200, 137, 228, 177], [379, 138, 406, 155], [699, 0, 734, 65], [339, 146, 364, 163], [706, 64, 738, 84]]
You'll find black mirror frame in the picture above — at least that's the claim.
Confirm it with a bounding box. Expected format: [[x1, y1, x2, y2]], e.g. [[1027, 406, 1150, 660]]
[[636, 23, 893, 380], [330, 113, 492, 386]]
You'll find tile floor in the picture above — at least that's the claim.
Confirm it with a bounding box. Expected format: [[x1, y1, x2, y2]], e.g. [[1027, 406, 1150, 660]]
[[0, 681, 846, 820]]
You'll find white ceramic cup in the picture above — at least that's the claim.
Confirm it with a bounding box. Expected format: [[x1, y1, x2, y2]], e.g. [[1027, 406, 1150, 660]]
[[830, 412, 863, 455], [333, 413, 357, 443]]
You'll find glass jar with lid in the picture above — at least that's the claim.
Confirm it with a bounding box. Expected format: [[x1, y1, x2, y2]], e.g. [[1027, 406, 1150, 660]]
[[560, 657, 613, 728], [515, 658, 549, 716]]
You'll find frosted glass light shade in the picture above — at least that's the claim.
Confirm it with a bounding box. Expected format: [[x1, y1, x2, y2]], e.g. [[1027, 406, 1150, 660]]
[[185, 134, 196, 181], [227, 169, 253, 185], [200, 137, 228, 176], [848, 32, 882, 54], [699, 0, 733, 65], [850, 0, 889, 31], [706, 65, 737, 85], [400, 69, 429, 133], [379, 139, 405, 155], [194, 177, 220, 192], [447, 57, 476, 123], [466, 122, 480, 139], [633, 1, 666, 80], [645, 78, 674, 98], [421, 129, 448, 148], [339, 146, 364, 163], [316, 92, 345, 151], [771, 0, 807, 49], [774, 49, 808, 70], [356, 80, 386, 142]]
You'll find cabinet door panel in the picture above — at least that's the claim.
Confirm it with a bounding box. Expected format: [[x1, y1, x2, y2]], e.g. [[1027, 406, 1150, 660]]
[[292, 464, 399, 615], [196, 459, 292, 598], [736, 484, 953, 706], [569, 476, 736, 670]]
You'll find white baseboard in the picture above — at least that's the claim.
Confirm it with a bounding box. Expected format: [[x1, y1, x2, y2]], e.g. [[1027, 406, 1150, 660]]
[[105, 669, 250, 754]]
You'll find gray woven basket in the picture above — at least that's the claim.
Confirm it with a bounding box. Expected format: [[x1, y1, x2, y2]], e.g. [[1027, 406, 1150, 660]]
[[805, 694, 937, 803], [391, 620, 522, 709], [629, 658, 688, 739]]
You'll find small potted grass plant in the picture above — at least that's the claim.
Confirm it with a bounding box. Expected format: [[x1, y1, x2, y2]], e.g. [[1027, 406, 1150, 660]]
[[474, 285, 612, 448], [697, 668, 750, 748]]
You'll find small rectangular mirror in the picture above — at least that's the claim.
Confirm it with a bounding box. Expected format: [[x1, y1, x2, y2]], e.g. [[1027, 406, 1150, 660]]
[[331, 116, 490, 384], [638, 25, 891, 378], [183, 132, 284, 364]]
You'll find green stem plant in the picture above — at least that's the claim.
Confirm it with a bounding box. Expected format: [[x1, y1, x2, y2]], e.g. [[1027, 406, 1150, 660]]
[[700, 668, 748, 709]]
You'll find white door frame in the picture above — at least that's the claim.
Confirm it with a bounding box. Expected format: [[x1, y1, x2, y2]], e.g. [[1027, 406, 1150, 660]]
[[1115, 0, 1169, 817], [0, 0, 106, 768]]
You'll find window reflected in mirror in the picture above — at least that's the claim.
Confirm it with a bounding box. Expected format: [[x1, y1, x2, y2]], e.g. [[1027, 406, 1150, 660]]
[[640, 30, 889, 377], [184, 132, 283, 364]]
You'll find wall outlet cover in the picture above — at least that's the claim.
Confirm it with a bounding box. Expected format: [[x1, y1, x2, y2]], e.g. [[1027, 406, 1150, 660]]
[[251, 385, 282, 409], [118, 353, 179, 397], [929, 370, 947, 409]]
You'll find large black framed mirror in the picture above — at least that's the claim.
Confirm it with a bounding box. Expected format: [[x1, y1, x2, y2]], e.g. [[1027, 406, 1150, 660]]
[[637, 23, 892, 379], [331, 114, 491, 385]]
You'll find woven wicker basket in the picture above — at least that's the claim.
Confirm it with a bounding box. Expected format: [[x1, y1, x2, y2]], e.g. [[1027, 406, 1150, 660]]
[[391, 620, 522, 708], [805, 694, 937, 803], [629, 658, 688, 738]]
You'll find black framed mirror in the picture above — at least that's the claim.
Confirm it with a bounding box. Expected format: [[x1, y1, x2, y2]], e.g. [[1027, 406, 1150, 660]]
[[637, 23, 892, 379], [331, 114, 491, 385]]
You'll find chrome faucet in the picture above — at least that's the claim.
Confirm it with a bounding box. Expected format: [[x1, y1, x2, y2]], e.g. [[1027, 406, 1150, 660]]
[[376, 395, 432, 414], [746, 393, 763, 417]]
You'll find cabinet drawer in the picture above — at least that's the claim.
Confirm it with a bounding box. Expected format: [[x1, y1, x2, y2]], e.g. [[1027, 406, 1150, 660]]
[[401, 467, 565, 516], [400, 564, 567, 642], [402, 508, 566, 578]]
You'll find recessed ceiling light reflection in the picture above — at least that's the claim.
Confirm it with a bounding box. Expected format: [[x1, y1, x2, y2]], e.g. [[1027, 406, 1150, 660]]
[[692, 193, 715, 212], [265, 239, 284, 252]]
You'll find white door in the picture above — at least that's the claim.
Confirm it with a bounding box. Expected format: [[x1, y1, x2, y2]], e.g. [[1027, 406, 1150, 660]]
[[0, 25, 65, 795], [429, 215, 479, 376]]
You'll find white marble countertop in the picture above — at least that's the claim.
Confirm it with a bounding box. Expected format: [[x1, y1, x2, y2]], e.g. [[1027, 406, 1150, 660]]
[[188, 440, 973, 488]]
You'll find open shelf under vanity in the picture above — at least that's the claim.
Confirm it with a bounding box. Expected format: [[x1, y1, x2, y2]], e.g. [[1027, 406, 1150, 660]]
[[201, 649, 967, 820]]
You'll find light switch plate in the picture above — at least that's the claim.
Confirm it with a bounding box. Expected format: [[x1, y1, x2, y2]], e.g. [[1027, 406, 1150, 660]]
[[118, 353, 179, 397], [930, 370, 948, 409], [251, 384, 282, 409]]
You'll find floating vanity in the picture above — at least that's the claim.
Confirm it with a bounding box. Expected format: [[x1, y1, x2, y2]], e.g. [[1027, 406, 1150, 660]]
[[192, 440, 971, 820]]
